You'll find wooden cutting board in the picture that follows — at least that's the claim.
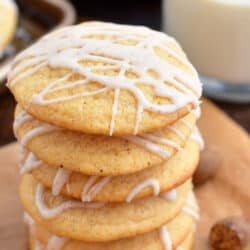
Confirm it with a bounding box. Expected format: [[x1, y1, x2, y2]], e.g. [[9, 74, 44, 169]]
[[0, 99, 249, 250]]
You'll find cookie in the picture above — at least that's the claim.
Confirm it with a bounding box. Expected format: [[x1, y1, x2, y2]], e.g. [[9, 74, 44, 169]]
[[28, 140, 199, 202], [8, 21, 202, 135], [26, 210, 195, 250], [20, 174, 191, 242], [15, 105, 197, 175], [0, 0, 17, 52]]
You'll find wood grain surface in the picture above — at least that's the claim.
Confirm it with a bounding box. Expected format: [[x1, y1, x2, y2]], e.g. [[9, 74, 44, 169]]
[[0, 99, 249, 250]]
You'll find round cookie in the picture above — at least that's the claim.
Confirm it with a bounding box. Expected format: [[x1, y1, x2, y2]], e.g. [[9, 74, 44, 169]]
[[8, 21, 202, 136], [20, 174, 191, 242], [26, 211, 195, 250], [29, 140, 199, 202], [0, 0, 17, 53], [15, 105, 197, 175]]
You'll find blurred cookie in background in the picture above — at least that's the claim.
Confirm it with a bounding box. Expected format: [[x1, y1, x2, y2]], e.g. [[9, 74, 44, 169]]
[[0, 0, 18, 55]]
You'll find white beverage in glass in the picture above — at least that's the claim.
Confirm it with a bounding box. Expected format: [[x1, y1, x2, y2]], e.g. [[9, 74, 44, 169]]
[[163, 0, 250, 102]]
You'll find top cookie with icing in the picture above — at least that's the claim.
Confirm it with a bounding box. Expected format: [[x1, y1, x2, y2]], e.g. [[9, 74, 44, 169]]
[[8, 21, 202, 135]]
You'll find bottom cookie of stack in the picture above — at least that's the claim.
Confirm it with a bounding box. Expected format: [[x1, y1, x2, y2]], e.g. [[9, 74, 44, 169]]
[[22, 178, 199, 250], [25, 208, 197, 250]]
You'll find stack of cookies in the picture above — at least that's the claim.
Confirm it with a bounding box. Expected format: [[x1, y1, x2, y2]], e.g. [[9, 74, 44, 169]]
[[8, 22, 203, 250]]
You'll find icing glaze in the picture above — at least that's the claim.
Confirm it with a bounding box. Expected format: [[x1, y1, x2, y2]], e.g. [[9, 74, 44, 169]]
[[13, 111, 32, 137], [19, 145, 29, 165], [182, 206, 200, 221], [52, 168, 71, 196], [9, 22, 202, 135], [35, 183, 104, 219], [160, 189, 177, 201], [66, 183, 71, 193], [81, 176, 112, 202], [122, 135, 171, 159], [176, 247, 184, 250], [180, 119, 193, 130], [168, 126, 185, 140], [190, 127, 204, 150], [20, 124, 60, 147], [46, 235, 68, 250], [141, 133, 182, 151], [193, 106, 201, 119], [182, 192, 200, 221], [160, 226, 172, 250], [34, 241, 44, 250], [20, 151, 42, 175], [24, 212, 35, 226], [25, 212, 68, 250], [126, 178, 160, 202], [24, 212, 36, 235]]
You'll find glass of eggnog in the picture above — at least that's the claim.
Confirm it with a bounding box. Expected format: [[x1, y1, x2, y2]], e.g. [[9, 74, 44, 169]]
[[163, 0, 250, 103]]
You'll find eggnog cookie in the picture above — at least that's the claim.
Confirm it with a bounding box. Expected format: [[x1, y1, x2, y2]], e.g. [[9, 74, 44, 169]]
[[28, 140, 199, 202], [20, 174, 191, 242], [28, 227, 194, 250], [15, 105, 196, 175], [26, 210, 196, 250], [8, 21, 202, 135], [0, 0, 17, 53]]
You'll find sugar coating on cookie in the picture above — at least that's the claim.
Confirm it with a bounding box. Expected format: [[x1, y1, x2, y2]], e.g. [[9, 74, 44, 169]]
[[8, 21, 202, 135]]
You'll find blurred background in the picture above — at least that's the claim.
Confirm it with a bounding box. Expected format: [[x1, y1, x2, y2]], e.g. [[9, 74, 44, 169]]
[[0, 0, 249, 146]]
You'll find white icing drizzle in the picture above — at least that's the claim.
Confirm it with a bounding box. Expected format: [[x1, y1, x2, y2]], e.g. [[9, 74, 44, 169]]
[[34, 241, 44, 250], [20, 151, 42, 175], [190, 127, 204, 150], [14, 109, 62, 147], [46, 235, 68, 250], [176, 247, 184, 250], [192, 106, 201, 119], [182, 206, 200, 221], [23, 212, 35, 233], [180, 119, 193, 130], [24, 212, 68, 250], [13, 111, 32, 137], [126, 178, 160, 202], [23, 212, 34, 225], [19, 145, 29, 165], [35, 183, 104, 219], [66, 183, 71, 193], [20, 124, 60, 147], [140, 133, 182, 151], [159, 226, 172, 250], [9, 22, 201, 135], [52, 168, 71, 196], [122, 124, 186, 159], [186, 191, 199, 210], [122, 135, 171, 159], [81, 176, 112, 202], [160, 189, 177, 202], [109, 88, 120, 136], [168, 126, 185, 140], [182, 192, 200, 221]]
